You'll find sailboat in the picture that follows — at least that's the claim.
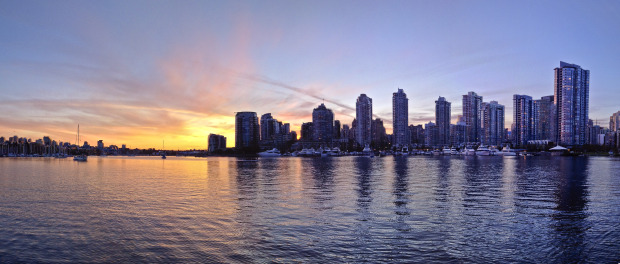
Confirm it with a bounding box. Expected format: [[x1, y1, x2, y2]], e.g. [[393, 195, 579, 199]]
[[73, 124, 87, 162], [161, 140, 166, 159]]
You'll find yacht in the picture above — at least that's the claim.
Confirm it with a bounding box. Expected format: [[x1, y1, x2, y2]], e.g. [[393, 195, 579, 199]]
[[475, 145, 491, 156], [450, 148, 459, 155], [401, 146, 409, 156], [464, 146, 476, 156], [73, 154, 87, 161], [362, 144, 374, 157], [329, 147, 341, 156], [258, 148, 281, 157], [442, 148, 452, 155], [500, 146, 517, 156]]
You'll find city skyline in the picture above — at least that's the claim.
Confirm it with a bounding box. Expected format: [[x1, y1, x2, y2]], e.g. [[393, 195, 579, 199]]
[[1, 1, 620, 149]]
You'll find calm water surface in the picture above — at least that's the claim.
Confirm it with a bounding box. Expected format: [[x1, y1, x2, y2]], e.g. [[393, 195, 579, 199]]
[[0, 156, 618, 263]]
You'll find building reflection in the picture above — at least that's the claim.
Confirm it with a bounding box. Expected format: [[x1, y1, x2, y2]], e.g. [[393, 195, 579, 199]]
[[309, 158, 335, 206], [352, 156, 374, 262], [551, 157, 589, 263], [393, 156, 410, 216]]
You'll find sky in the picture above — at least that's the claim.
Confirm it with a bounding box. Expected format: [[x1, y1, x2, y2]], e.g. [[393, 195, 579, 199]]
[[1, 0, 619, 149]]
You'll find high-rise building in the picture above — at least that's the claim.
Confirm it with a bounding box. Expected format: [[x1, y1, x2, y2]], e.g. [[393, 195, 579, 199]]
[[260, 113, 279, 140], [392, 89, 409, 147], [312, 103, 334, 143], [356, 94, 373, 147], [425, 122, 438, 147], [554, 61, 589, 146], [513, 94, 533, 147], [342, 124, 350, 139], [408, 124, 424, 145], [435, 96, 451, 146], [301, 122, 314, 141], [208, 134, 227, 152], [371, 119, 387, 149], [610, 111, 620, 132], [481, 101, 505, 146], [463, 92, 483, 143], [334, 120, 341, 139], [97, 140, 104, 150], [533, 96, 555, 141], [235, 112, 259, 150]]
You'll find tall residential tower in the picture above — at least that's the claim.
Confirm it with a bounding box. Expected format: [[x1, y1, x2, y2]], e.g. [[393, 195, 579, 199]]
[[356, 94, 373, 147], [435, 96, 451, 146], [462, 92, 483, 143], [554, 61, 589, 146], [392, 89, 409, 147]]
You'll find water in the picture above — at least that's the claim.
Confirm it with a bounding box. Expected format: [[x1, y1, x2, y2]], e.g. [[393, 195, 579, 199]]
[[0, 156, 618, 263]]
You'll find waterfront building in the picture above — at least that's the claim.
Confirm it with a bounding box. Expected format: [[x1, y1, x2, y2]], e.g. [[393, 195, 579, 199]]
[[300, 122, 314, 141], [587, 123, 603, 145], [554, 61, 589, 146], [312, 103, 334, 143], [611, 111, 620, 132], [356, 94, 373, 147], [514, 94, 533, 147], [341, 124, 350, 139], [371, 119, 387, 149], [392, 89, 409, 147], [481, 101, 505, 146], [463, 92, 483, 143], [533, 95, 555, 141], [450, 122, 467, 147], [334, 120, 341, 139], [235, 112, 259, 150], [435, 96, 451, 146], [208, 134, 227, 152], [409, 124, 425, 146], [425, 122, 439, 147], [260, 113, 280, 141], [97, 140, 104, 150]]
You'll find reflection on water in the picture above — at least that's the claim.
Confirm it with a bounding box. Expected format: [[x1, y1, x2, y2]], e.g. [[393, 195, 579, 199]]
[[0, 156, 618, 263]]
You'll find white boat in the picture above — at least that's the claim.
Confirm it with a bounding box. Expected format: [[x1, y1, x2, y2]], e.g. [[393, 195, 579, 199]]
[[442, 148, 452, 155], [329, 147, 341, 156], [450, 148, 459, 155], [362, 144, 374, 157], [73, 154, 87, 161], [258, 148, 281, 157], [402, 146, 409, 155], [500, 146, 517, 156], [476, 145, 491, 156], [464, 147, 476, 156]]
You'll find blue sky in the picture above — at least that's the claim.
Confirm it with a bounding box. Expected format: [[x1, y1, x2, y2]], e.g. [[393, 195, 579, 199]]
[[1, 0, 619, 148]]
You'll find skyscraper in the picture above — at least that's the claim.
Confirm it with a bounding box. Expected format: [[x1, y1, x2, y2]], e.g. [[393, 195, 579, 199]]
[[481, 101, 505, 146], [300, 122, 314, 141], [435, 96, 451, 146], [533, 95, 555, 141], [610, 111, 620, 132], [235, 112, 260, 150], [392, 89, 408, 147], [260, 113, 279, 141], [554, 61, 589, 146], [425, 122, 438, 147], [312, 103, 334, 143], [513, 94, 533, 147], [371, 119, 387, 149], [356, 94, 373, 147], [334, 120, 341, 139], [462, 92, 483, 143]]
